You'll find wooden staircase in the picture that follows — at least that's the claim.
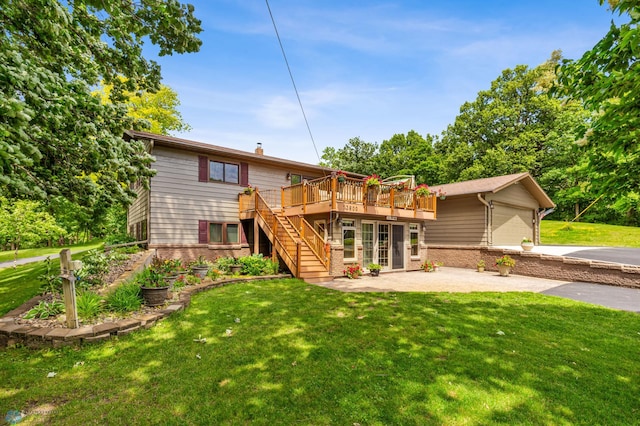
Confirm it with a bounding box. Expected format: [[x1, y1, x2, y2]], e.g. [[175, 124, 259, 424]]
[[254, 192, 332, 283]]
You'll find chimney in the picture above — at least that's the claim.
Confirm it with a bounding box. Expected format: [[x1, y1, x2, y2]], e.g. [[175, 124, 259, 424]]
[[255, 142, 263, 156]]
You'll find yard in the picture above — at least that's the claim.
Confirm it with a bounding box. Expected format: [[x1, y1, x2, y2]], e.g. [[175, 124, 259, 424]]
[[1, 278, 638, 425]]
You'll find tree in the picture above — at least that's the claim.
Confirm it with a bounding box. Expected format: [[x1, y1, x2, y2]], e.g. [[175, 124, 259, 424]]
[[0, 0, 202, 206], [320, 137, 379, 176], [377, 131, 443, 185], [435, 52, 596, 220], [0, 197, 66, 262], [97, 81, 191, 135], [555, 0, 640, 224]]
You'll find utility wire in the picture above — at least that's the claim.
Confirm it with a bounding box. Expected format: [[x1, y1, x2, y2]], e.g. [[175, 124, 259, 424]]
[[265, 0, 323, 165]]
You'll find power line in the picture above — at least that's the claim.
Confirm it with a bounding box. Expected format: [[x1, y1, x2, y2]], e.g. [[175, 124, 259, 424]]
[[265, 0, 322, 165]]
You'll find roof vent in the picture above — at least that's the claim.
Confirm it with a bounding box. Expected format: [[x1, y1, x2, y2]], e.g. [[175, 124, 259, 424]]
[[255, 142, 264, 156]]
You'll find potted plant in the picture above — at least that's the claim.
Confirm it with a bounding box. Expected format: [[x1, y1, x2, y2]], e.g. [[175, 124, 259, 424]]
[[495, 255, 516, 276], [437, 188, 447, 200], [242, 184, 254, 195], [368, 263, 382, 277], [229, 257, 242, 275], [336, 170, 347, 183], [190, 255, 210, 278], [138, 267, 170, 306], [343, 264, 362, 279], [434, 261, 443, 271], [421, 259, 435, 272], [477, 259, 485, 272], [363, 174, 381, 188], [521, 237, 534, 252], [414, 184, 431, 198]]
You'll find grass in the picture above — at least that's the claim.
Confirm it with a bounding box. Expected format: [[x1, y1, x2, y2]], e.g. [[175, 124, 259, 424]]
[[0, 239, 104, 263], [540, 220, 640, 247], [1, 279, 638, 425], [0, 253, 86, 316]]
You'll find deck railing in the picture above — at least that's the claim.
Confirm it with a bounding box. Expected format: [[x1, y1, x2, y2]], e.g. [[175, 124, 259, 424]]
[[281, 176, 436, 214]]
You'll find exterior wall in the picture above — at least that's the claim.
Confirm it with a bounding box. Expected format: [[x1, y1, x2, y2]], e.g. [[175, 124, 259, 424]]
[[147, 146, 325, 261], [127, 183, 149, 241], [328, 216, 428, 277], [425, 195, 487, 245], [485, 184, 539, 209]]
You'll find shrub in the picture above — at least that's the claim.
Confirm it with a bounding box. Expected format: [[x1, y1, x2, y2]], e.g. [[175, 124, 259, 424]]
[[76, 290, 103, 320], [39, 256, 62, 295], [104, 232, 136, 246], [214, 256, 238, 274], [24, 300, 65, 319], [76, 250, 111, 288], [106, 283, 142, 313], [238, 254, 279, 276], [343, 264, 362, 279]]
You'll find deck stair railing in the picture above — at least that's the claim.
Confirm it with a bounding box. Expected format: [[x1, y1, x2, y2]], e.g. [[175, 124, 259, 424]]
[[288, 215, 330, 269]]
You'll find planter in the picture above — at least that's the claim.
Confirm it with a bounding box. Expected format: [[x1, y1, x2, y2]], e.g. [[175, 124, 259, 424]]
[[164, 274, 179, 287], [191, 265, 209, 279], [141, 286, 169, 306], [477, 266, 485, 273], [497, 265, 512, 277], [230, 265, 242, 274], [370, 269, 380, 277], [337, 176, 346, 183], [521, 242, 534, 252]]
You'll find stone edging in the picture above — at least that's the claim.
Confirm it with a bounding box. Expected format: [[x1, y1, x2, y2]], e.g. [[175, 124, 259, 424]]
[[0, 274, 292, 349], [427, 245, 640, 289]]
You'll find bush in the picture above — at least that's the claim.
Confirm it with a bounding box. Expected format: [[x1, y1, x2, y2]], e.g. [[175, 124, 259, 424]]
[[76, 250, 111, 288], [235, 254, 279, 276], [39, 256, 62, 295], [214, 256, 238, 274], [106, 283, 142, 313], [104, 232, 136, 246], [76, 290, 103, 320]]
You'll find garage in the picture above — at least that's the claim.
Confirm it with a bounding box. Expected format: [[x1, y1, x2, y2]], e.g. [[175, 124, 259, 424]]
[[492, 204, 534, 245]]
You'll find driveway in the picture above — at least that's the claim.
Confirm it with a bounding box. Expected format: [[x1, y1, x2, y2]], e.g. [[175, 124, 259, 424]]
[[317, 268, 640, 313]]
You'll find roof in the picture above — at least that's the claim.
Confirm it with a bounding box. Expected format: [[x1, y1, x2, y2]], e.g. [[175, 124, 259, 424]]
[[125, 130, 365, 177], [430, 172, 555, 208]]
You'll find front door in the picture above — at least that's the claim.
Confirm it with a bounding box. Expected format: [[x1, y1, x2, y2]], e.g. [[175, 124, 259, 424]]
[[392, 224, 404, 269]]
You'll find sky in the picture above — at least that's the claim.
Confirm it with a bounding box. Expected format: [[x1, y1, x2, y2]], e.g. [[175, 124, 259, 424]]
[[151, 0, 619, 165]]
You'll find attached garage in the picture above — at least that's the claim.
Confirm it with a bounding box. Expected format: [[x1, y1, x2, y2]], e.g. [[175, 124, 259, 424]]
[[426, 172, 555, 246], [492, 205, 534, 245]]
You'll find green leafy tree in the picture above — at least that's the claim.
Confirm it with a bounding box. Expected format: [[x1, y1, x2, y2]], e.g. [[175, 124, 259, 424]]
[[0, 0, 202, 206], [97, 81, 191, 135], [320, 137, 379, 176], [377, 131, 443, 185], [0, 197, 66, 262], [555, 0, 639, 224]]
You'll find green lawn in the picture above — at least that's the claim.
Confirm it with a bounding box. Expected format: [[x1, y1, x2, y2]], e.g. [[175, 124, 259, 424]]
[[1, 279, 638, 425], [0, 239, 104, 263], [540, 220, 640, 247]]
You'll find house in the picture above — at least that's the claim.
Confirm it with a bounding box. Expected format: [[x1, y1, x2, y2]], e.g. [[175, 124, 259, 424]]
[[125, 130, 438, 282], [427, 173, 555, 246]]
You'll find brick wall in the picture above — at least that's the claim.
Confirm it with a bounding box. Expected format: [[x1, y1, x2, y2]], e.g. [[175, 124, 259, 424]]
[[427, 245, 640, 289]]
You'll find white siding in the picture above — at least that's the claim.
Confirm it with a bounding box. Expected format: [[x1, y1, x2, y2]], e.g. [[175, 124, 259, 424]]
[[485, 184, 538, 209], [425, 196, 487, 245]]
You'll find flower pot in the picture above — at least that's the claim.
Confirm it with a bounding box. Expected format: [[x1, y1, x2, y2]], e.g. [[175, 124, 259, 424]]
[[141, 286, 169, 306], [477, 266, 485, 273], [497, 265, 511, 277], [370, 269, 380, 277], [337, 176, 346, 183], [191, 265, 209, 279], [230, 265, 242, 274], [521, 242, 534, 252]]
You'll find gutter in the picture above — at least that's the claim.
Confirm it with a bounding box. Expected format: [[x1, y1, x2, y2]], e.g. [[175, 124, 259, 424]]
[[477, 193, 492, 246]]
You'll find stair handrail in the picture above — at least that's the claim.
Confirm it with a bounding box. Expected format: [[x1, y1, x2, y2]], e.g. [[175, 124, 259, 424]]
[[254, 191, 301, 276], [287, 216, 330, 269]]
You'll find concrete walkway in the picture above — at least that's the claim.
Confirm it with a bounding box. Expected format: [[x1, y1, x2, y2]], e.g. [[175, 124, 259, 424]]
[[316, 267, 640, 313]]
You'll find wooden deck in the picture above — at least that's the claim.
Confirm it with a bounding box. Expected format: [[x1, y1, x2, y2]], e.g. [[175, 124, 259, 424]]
[[240, 176, 437, 221]]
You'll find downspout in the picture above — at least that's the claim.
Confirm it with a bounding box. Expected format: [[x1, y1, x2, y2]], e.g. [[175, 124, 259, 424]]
[[477, 193, 491, 246]]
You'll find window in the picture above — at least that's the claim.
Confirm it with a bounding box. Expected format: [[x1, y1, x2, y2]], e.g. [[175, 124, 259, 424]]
[[410, 223, 419, 257], [210, 160, 239, 184], [342, 219, 356, 260], [208, 223, 240, 244], [290, 174, 302, 185], [362, 222, 374, 266]]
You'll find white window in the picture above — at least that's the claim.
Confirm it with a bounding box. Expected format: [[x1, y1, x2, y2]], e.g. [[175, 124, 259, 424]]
[[342, 219, 356, 260], [410, 223, 419, 257]]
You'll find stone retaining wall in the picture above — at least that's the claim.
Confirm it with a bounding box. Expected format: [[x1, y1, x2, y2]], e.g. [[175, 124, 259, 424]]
[[0, 274, 291, 349], [427, 245, 640, 289]]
